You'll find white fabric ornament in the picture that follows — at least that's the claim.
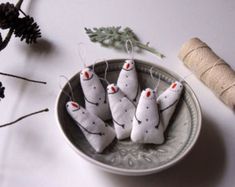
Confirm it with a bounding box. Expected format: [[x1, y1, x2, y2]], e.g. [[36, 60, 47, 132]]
[[66, 101, 115, 153], [117, 59, 140, 104], [107, 83, 136, 140], [131, 88, 164, 144], [157, 81, 183, 130], [80, 67, 111, 121]]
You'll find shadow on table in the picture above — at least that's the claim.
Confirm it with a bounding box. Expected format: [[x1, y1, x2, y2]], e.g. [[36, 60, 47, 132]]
[[18, 38, 57, 59], [18, 0, 57, 57], [26, 38, 55, 56], [100, 114, 227, 187]]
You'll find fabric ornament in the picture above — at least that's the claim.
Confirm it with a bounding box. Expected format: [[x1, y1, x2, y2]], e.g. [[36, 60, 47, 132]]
[[66, 101, 115, 153], [107, 83, 136, 140], [157, 81, 183, 131], [117, 59, 140, 104], [80, 67, 111, 121], [131, 88, 164, 144]]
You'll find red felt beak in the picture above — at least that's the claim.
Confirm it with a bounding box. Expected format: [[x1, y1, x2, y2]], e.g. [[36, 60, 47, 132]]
[[171, 83, 177, 89], [111, 86, 116, 93], [146, 91, 151, 97], [84, 71, 89, 79], [125, 63, 130, 69], [71, 102, 79, 108]]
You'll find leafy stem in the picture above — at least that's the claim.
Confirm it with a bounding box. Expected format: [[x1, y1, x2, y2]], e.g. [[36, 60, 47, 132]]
[[136, 41, 165, 58], [85, 26, 165, 59]]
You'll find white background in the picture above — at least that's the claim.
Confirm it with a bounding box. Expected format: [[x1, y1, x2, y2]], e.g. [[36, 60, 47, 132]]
[[0, 0, 235, 186]]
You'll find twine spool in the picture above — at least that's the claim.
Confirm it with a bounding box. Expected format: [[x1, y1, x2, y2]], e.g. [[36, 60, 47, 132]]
[[178, 37, 235, 111]]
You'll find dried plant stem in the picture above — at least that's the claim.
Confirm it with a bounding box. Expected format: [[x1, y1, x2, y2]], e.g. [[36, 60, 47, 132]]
[[0, 72, 47, 84], [19, 8, 27, 16], [136, 42, 165, 59], [0, 0, 24, 51], [0, 108, 49, 128]]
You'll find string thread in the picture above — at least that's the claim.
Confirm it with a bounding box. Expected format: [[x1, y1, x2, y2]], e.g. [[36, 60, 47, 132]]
[[59, 75, 75, 101]]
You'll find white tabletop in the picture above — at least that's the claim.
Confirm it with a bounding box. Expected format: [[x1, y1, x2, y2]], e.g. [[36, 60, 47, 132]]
[[0, 0, 235, 186]]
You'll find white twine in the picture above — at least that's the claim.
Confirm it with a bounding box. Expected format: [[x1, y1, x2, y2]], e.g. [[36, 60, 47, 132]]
[[93, 59, 109, 84], [77, 42, 87, 68], [125, 39, 134, 60], [59, 75, 75, 101], [150, 66, 161, 96]]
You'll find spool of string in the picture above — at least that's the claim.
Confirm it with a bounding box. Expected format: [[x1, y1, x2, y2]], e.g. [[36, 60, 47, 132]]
[[178, 37, 235, 110]]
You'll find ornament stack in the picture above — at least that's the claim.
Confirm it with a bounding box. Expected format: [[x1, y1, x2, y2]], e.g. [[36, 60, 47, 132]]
[[66, 59, 184, 153]]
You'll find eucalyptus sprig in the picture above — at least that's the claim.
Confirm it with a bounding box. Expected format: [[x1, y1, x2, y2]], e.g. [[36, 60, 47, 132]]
[[85, 26, 165, 58]]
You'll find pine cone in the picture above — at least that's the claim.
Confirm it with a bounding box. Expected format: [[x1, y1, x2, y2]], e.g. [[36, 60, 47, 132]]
[[0, 2, 19, 29], [13, 16, 41, 44]]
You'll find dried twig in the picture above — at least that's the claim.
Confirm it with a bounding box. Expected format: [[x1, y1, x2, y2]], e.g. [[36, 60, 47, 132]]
[[0, 72, 47, 84], [0, 108, 49, 128]]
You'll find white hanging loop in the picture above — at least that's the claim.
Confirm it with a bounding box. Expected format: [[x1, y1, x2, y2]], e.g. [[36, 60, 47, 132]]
[[150, 67, 160, 95], [77, 42, 87, 68], [99, 77, 110, 85], [59, 75, 75, 101], [93, 59, 109, 82], [103, 59, 109, 81], [125, 39, 134, 60]]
